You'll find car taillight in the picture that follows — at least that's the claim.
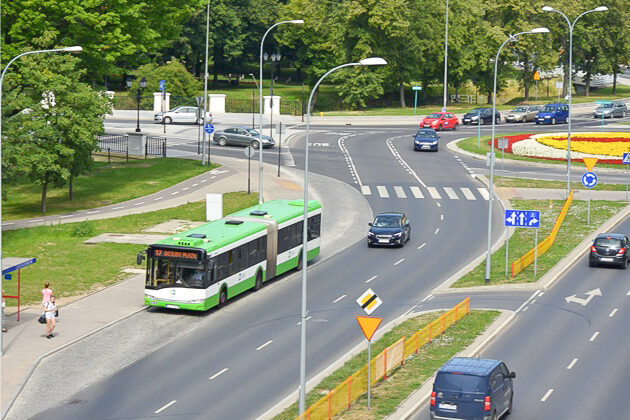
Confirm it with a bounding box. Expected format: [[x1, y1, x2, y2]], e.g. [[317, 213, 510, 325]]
[[431, 391, 436, 406], [484, 396, 491, 411], [591, 246, 597, 253], [617, 248, 626, 255]]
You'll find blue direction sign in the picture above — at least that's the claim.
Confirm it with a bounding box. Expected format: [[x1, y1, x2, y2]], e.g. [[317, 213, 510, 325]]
[[204, 123, 214, 134], [582, 171, 598, 188], [623, 153, 630, 164], [505, 210, 540, 228], [159, 80, 166, 92]]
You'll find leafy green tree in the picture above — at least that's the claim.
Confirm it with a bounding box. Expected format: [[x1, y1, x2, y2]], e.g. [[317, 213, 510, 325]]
[[133, 59, 202, 97]]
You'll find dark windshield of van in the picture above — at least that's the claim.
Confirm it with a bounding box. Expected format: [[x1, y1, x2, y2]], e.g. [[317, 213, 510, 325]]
[[543, 105, 557, 113], [435, 373, 487, 392]]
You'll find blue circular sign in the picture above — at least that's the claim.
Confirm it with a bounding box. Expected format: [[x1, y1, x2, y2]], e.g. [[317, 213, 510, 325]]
[[205, 124, 214, 134], [582, 171, 598, 188]]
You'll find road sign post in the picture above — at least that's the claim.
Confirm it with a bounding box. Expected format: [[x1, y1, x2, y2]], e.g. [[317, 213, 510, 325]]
[[412, 86, 422, 115], [498, 137, 508, 185], [356, 316, 382, 411], [623, 153, 630, 201], [505, 226, 509, 277], [582, 170, 598, 226], [534, 228, 539, 277], [505, 210, 540, 276], [244, 146, 255, 194]]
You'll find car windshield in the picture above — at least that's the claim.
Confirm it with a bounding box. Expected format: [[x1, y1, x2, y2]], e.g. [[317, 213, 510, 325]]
[[245, 128, 260, 136], [373, 216, 402, 228], [594, 238, 623, 247], [599, 103, 613, 109], [468, 109, 484, 115], [543, 105, 557, 112], [415, 130, 437, 138], [435, 373, 487, 393], [427, 113, 442, 119], [513, 107, 527, 112]]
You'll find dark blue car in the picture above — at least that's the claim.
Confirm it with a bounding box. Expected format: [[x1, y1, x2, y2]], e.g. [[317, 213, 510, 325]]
[[367, 212, 410, 247], [535, 103, 569, 125], [413, 129, 440, 152], [430, 357, 515, 420]]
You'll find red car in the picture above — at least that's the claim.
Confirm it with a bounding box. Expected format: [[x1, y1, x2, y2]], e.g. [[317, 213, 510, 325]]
[[420, 111, 459, 131]]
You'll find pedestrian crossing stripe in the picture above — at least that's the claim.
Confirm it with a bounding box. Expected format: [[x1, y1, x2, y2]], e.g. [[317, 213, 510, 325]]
[[477, 188, 490, 200], [426, 187, 442, 199], [361, 185, 489, 201], [461, 188, 475, 200], [443, 187, 459, 200], [376, 185, 389, 198], [361, 185, 372, 195], [393, 186, 407, 198], [410, 186, 424, 198]]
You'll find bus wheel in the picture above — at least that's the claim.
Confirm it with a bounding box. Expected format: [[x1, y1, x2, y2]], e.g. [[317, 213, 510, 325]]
[[297, 253, 303, 271], [254, 271, 263, 290], [219, 288, 227, 306]]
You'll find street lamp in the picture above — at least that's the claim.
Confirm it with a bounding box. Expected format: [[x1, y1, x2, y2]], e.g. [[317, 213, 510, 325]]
[[264, 52, 282, 139], [249, 73, 260, 129], [443, 0, 449, 111], [259, 20, 303, 204], [127, 77, 147, 132], [542, 5, 608, 198], [0, 45, 83, 357], [201, 0, 211, 165], [298, 56, 387, 414], [485, 28, 549, 285]]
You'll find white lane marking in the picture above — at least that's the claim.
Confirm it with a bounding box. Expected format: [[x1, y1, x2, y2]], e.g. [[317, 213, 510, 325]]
[[201, 179, 207, 182], [589, 331, 599, 342], [133, 202, 145, 206], [337, 136, 363, 185], [427, 295, 435, 301], [436, 202, 441, 207], [333, 294, 346, 303], [477, 187, 490, 200], [427, 187, 442, 199], [410, 186, 424, 198], [112, 206, 124, 210], [210, 176, 216, 179], [2, 223, 14, 226], [434, 228, 440, 235], [155, 400, 177, 414], [460, 187, 476, 200], [209, 368, 228, 380], [627, 290, 630, 295], [361, 185, 372, 195], [440, 214, 444, 220], [540, 389, 554, 402], [421, 294, 433, 302], [516, 290, 542, 313], [417, 243, 426, 250], [182, 187, 189, 191], [192, 183, 199, 187], [154, 196, 164, 201], [402, 304, 419, 317], [58, 215, 74, 219], [539, 292, 544, 296], [567, 358, 578, 370], [29, 219, 44, 223], [385, 138, 427, 187], [376, 186, 390, 198], [393, 186, 407, 198], [256, 340, 273, 351], [394, 258, 404, 266], [443, 187, 459, 200], [609, 308, 618, 317], [86, 210, 100, 214], [366, 275, 377, 283], [171, 191, 179, 195]]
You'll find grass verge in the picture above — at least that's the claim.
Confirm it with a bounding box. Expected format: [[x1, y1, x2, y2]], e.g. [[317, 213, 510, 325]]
[[3, 158, 218, 220], [273, 310, 499, 420], [452, 199, 627, 287], [2, 192, 258, 306], [496, 176, 630, 191]]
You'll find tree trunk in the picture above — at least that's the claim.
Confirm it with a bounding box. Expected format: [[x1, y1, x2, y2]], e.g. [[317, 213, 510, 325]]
[[399, 81, 406, 108], [69, 175, 74, 201], [487, 90, 493, 105], [585, 72, 591, 97], [41, 182, 48, 213], [613, 68, 618, 95], [523, 68, 530, 101]]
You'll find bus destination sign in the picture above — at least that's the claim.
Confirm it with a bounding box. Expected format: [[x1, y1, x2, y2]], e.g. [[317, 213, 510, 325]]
[[153, 248, 201, 260]]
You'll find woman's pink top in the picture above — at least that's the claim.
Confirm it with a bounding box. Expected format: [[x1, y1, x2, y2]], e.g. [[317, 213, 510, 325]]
[[41, 288, 53, 305]]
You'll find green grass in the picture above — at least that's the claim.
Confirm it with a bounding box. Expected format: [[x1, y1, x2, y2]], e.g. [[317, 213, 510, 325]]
[[1, 192, 258, 306], [3, 158, 218, 220], [273, 310, 499, 420], [452, 199, 627, 287], [496, 176, 630, 191]]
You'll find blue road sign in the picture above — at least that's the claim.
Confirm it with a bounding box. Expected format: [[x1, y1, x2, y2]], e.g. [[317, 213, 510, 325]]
[[623, 153, 630, 164], [582, 171, 598, 188], [505, 210, 540, 228], [204, 124, 214, 134], [159, 80, 166, 91]]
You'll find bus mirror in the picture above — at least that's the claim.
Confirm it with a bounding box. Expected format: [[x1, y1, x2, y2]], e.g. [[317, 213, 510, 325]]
[[137, 253, 145, 265]]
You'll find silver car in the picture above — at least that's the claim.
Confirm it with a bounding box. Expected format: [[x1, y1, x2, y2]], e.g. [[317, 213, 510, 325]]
[[154, 106, 213, 124], [213, 127, 275, 149], [593, 101, 627, 119], [505, 105, 541, 122]]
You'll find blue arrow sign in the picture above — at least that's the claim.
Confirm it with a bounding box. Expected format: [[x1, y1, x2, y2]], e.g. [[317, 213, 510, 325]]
[[582, 171, 598, 188], [623, 153, 630, 164], [159, 80, 166, 92], [505, 210, 540, 228], [204, 123, 214, 134]]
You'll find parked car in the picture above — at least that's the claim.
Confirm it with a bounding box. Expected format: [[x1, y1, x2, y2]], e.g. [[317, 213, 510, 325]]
[[505, 105, 541, 122], [154, 106, 212, 125], [430, 357, 515, 420], [367, 212, 410, 247], [462, 108, 501, 125], [420, 112, 459, 131], [535, 103, 569, 125], [213, 127, 274, 149], [593, 101, 627, 119], [589, 233, 630, 268], [413, 129, 440, 152]]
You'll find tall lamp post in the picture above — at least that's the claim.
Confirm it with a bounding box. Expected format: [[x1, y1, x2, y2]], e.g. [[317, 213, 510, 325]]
[[249, 73, 260, 129], [298, 57, 388, 414], [484, 28, 549, 285], [127, 77, 147, 133], [0, 45, 83, 356], [201, 0, 210, 165], [259, 20, 303, 204], [443, 0, 449, 111], [542, 5, 608, 198], [264, 52, 282, 140]]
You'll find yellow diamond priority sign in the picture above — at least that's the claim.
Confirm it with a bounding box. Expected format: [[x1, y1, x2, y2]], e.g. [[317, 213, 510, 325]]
[[356, 288, 383, 315], [357, 316, 383, 341]]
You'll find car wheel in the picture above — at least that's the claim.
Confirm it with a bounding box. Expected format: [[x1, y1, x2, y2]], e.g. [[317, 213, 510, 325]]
[[507, 396, 513, 415], [453, 123, 457, 131], [551, 117, 556, 125], [496, 117, 500, 124], [491, 411, 498, 420], [535, 121, 539, 125], [434, 145, 439, 152], [218, 137, 227, 146], [164, 116, 172, 124], [252, 140, 260, 149], [367, 241, 373, 248], [589, 259, 596, 267], [522, 116, 527, 123], [622, 259, 628, 269]]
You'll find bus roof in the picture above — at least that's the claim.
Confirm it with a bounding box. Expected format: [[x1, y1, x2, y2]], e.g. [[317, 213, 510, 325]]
[[229, 199, 321, 224]]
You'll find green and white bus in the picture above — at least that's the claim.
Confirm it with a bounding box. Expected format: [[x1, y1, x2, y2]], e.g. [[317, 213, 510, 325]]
[[137, 199, 322, 311]]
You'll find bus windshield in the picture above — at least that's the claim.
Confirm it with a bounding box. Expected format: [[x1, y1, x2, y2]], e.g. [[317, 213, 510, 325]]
[[146, 257, 213, 289]]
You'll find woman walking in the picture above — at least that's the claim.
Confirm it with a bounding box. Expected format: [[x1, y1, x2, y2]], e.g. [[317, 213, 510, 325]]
[[41, 282, 52, 306], [44, 295, 56, 338]]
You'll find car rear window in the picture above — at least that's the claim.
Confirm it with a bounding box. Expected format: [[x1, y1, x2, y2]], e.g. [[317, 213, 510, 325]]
[[594, 238, 623, 247], [435, 373, 487, 392], [427, 113, 442, 118]]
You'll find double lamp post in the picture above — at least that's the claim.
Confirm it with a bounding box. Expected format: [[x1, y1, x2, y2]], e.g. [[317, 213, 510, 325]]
[[126, 76, 147, 133]]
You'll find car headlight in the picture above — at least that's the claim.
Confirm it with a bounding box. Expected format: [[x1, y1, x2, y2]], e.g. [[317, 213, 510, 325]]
[[471, 116, 478, 120], [368, 232, 375, 237], [431, 121, 438, 125], [544, 116, 550, 118], [393, 232, 403, 237]]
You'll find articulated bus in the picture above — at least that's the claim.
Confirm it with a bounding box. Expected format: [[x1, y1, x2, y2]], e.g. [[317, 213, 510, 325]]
[[137, 199, 322, 311]]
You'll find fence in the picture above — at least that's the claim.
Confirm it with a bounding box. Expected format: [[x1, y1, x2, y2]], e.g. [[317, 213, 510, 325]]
[[297, 297, 471, 420], [112, 94, 153, 110], [95, 134, 166, 162], [512, 190, 574, 277]]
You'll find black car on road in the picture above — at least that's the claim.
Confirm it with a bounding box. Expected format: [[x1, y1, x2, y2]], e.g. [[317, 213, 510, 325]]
[[413, 129, 440, 152], [367, 212, 410, 247], [589, 233, 630, 268], [462, 108, 501, 125]]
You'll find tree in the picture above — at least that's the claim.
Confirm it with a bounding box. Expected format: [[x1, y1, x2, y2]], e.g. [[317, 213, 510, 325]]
[[133, 59, 202, 97]]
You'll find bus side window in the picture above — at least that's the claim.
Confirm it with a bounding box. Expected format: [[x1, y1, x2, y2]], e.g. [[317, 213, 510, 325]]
[[228, 249, 237, 275], [248, 239, 258, 265], [216, 252, 228, 281], [296, 221, 304, 247], [259, 236, 267, 262], [237, 244, 248, 271], [308, 214, 321, 240]]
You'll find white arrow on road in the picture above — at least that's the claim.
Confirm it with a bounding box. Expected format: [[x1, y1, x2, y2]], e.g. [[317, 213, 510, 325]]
[[565, 288, 602, 306]]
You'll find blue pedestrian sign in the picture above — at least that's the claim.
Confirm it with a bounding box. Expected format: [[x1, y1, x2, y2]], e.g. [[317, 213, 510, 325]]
[[505, 210, 540, 228], [159, 80, 166, 92], [204, 124, 214, 134], [582, 171, 598, 188], [623, 153, 630, 164]]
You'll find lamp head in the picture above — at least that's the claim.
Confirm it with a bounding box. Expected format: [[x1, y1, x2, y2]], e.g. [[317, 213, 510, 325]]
[[140, 77, 148, 89], [289, 19, 304, 24], [542, 6, 554, 11], [263, 52, 268, 61], [126, 78, 133, 88], [594, 6, 608, 11], [63, 46, 83, 53], [359, 57, 387, 66], [530, 27, 550, 33]]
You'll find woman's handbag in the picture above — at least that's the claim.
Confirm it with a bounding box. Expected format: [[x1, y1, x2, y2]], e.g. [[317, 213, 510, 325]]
[[55, 309, 59, 317], [38, 314, 46, 324]]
